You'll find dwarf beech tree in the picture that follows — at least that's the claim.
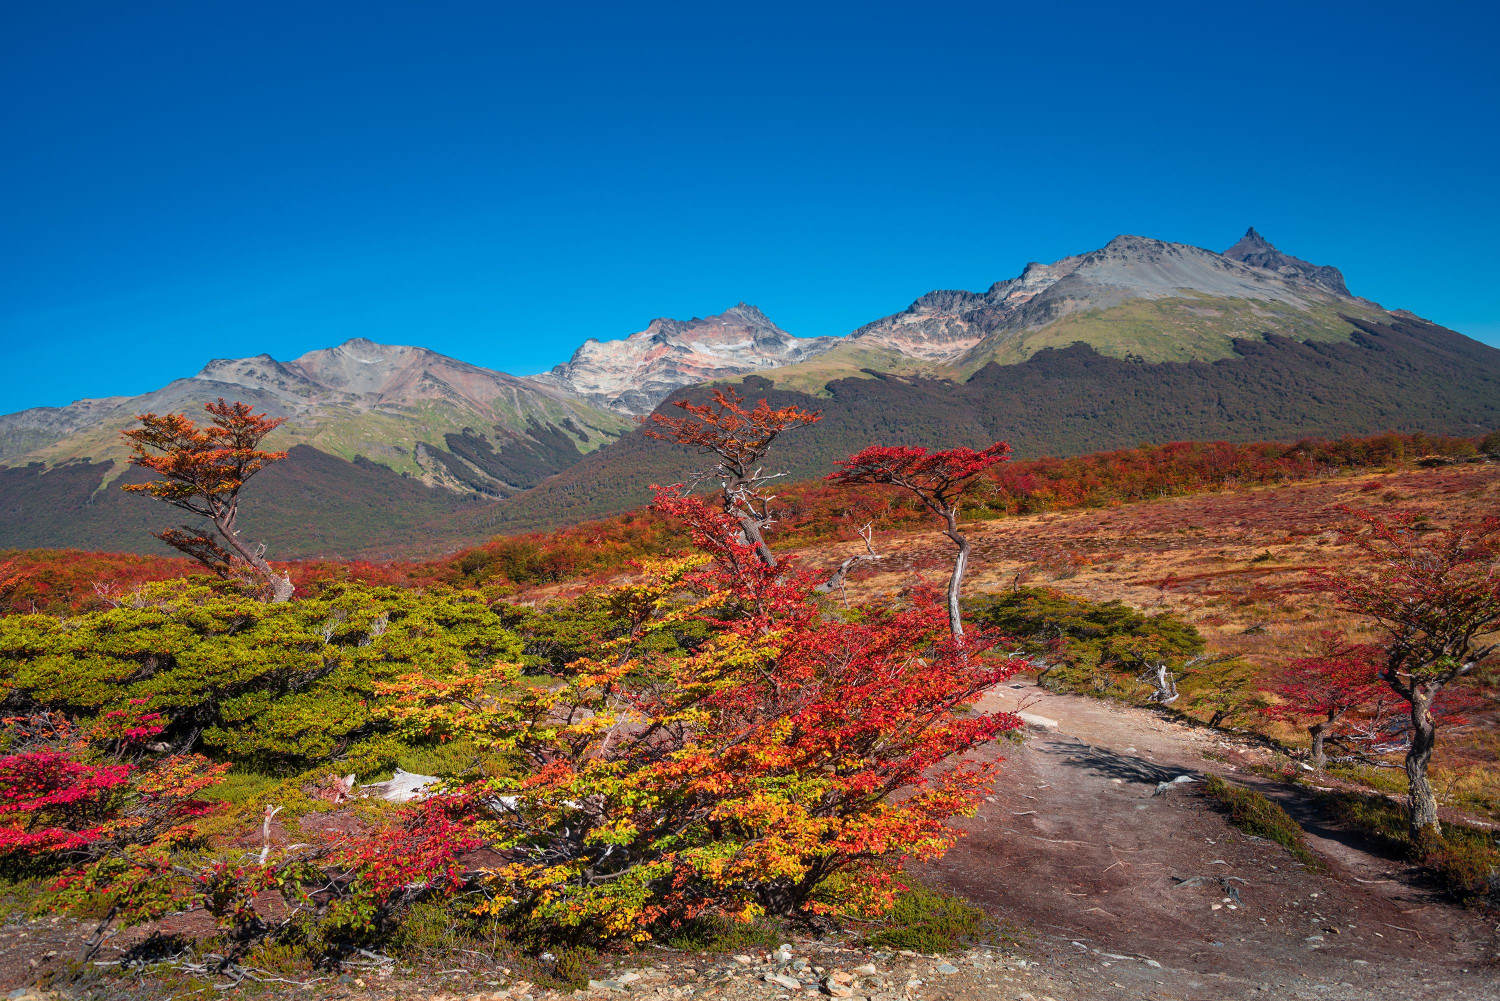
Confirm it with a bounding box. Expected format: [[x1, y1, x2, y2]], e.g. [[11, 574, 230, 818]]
[[0, 561, 26, 610], [1260, 633, 1390, 770], [1310, 511, 1500, 839], [830, 443, 1010, 638], [641, 388, 821, 568], [377, 491, 1023, 939], [121, 399, 293, 602]]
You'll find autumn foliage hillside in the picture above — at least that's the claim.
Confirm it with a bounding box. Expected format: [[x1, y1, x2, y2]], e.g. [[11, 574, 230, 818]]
[[428, 428, 1498, 590], [4, 428, 1495, 613]]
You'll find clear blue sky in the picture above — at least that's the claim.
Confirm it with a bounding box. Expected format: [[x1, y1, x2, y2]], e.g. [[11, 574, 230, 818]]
[[3, 1, 1497, 413]]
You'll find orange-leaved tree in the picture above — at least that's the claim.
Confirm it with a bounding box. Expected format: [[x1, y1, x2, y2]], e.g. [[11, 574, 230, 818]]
[[641, 387, 821, 569], [121, 399, 294, 602], [374, 490, 1023, 939], [1310, 510, 1500, 839], [829, 443, 1010, 638]]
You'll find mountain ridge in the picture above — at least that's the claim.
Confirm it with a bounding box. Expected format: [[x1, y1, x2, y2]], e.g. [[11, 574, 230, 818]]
[[5, 227, 1498, 557]]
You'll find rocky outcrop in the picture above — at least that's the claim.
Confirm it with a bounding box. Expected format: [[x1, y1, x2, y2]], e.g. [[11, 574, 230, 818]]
[[1223, 226, 1350, 296], [528, 304, 837, 413], [846, 231, 1369, 371]]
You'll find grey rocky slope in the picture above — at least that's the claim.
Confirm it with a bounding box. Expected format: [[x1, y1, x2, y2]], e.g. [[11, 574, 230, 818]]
[[527, 303, 837, 413]]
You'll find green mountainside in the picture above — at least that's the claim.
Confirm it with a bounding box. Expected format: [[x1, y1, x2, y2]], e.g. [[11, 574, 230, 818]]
[[1, 339, 631, 498]]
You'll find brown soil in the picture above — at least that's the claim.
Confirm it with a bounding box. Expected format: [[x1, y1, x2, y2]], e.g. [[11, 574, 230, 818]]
[[922, 681, 1499, 1000]]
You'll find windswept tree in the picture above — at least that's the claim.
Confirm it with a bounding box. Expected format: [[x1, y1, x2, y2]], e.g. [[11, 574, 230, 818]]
[[1310, 511, 1500, 839], [641, 388, 821, 569], [121, 399, 293, 603], [830, 443, 1010, 638]]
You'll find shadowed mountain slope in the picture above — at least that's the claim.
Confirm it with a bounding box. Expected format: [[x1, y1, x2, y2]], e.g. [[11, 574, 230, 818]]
[[435, 314, 1500, 540]]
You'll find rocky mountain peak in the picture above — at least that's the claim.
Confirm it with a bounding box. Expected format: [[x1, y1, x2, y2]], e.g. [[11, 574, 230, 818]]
[[1222, 227, 1351, 297], [1232, 226, 1273, 251], [526, 304, 838, 414]]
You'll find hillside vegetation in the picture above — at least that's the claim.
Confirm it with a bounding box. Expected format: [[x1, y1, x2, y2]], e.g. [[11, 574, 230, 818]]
[[451, 314, 1500, 537]]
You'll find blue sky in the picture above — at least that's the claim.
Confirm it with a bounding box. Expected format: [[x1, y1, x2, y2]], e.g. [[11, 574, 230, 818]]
[[2, 1, 1497, 413]]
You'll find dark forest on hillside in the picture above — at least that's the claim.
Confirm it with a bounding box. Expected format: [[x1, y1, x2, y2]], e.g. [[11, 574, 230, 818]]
[[2, 314, 1496, 558]]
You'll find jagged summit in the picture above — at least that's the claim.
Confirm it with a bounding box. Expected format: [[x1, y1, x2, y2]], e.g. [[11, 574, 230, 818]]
[[1230, 226, 1274, 251], [1222, 227, 1350, 297], [527, 304, 838, 414], [841, 229, 1373, 372]]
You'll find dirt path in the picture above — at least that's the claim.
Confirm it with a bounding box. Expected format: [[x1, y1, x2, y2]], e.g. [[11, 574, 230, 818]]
[[921, 682, 1500, 1000]]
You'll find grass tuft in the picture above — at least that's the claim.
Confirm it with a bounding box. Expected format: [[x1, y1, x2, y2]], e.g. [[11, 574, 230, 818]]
[[661, 915, 784, 953], [1319, 790, 1499, 905], [1203, 775, 1325, 871], [860, 882, 993, 953]]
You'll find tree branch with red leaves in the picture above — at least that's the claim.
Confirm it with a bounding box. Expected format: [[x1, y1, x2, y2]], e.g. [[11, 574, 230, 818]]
[[120, 399, 294, 602], [1308, 510, 1500, 838], [829, 443, 1010, 638], [641, 388, 821, 569]]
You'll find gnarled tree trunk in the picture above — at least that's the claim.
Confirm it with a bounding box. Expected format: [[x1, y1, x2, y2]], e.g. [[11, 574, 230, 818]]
[[218, 509, 294, 603], [1405, 688, 1441, 840], [1308, 720, 1329, 771]]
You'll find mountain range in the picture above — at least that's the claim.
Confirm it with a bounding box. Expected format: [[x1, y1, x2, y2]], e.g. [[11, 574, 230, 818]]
[[3, 228, 1497, 558]]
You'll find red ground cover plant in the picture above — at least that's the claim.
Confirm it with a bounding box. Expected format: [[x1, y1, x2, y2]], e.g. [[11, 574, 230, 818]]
[[6, 428, 1491, 615]]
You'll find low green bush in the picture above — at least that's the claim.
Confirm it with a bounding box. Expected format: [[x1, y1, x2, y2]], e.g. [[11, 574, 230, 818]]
[[0, 581, 524, 771], [1203, 775, 1325, 870], [661, 914, 784, 953], [859, 882, 992, 953]]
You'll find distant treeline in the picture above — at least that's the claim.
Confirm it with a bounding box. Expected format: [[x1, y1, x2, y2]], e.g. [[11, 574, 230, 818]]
[[433, 427, 1500, 589], [3, 426, 1494, 614]]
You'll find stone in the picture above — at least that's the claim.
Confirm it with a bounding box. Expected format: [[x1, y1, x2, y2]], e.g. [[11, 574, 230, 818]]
[[936, 964, 960, 975], [853, 964, 878, 976], [765, 974, 802, 990]]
